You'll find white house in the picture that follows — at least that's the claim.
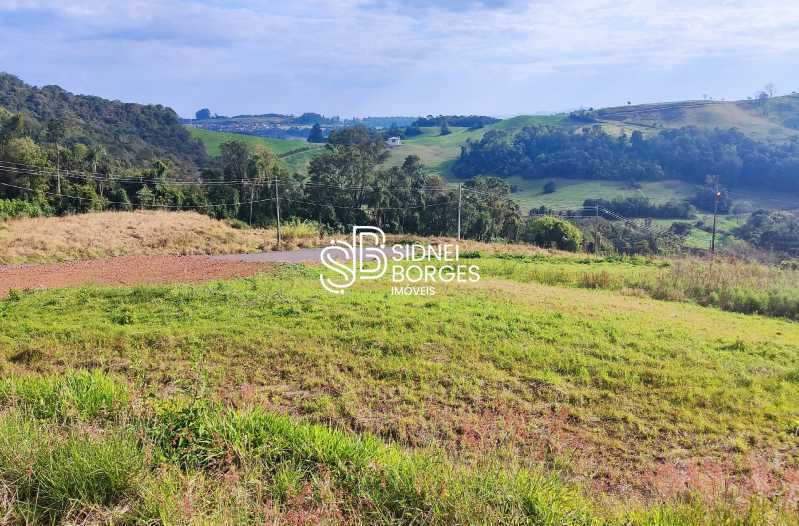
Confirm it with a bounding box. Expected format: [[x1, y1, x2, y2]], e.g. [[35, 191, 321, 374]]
[[386, 136, 403, 147]]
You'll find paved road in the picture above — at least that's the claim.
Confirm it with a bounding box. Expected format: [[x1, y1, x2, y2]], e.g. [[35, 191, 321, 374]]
[[212, 245, 398, 264], [211, 247, 329, 263]]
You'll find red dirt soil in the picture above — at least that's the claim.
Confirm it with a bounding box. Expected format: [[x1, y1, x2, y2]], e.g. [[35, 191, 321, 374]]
[[0, 255, 273, 297]]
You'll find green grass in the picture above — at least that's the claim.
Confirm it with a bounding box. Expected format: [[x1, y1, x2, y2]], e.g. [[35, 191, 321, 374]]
[[498, 178, 695, 211], [0, 412, 142, 523], [0, 369, 793, 524], [1, 259, 798, 522], [187, 127, 325, 173], [385, 126, 487, 176]]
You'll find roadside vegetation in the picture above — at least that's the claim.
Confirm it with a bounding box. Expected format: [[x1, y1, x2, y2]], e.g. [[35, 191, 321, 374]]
[[472, 253, 799, 320], [1, 264, 798, 523]]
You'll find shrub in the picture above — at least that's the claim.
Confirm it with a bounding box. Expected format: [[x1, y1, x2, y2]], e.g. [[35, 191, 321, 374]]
[[0, 198, 50, 221], [542, 181, 557, 194], [522, 216, 583, 252], [280, 218, 321, 242]]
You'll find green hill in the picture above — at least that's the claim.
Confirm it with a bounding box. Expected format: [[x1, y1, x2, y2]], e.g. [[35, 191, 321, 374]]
[[0, 73, 207, 173], [594, 95, 799, 141], [190, 98, 799, 213]]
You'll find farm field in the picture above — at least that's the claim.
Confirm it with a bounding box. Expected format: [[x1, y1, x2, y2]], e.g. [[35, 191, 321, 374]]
[[499, 177, 799, 214], [1, 254, 798, 524]]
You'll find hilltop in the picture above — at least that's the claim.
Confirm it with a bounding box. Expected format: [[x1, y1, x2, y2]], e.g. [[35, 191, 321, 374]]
[[0, 73, 207, 173], [593, 95, 799, 140]]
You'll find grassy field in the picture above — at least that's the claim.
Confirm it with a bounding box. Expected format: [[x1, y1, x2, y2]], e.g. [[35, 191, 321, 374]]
[[1, 253, 798, 523], [595, 96, 799, 141], [648, 215, 750, 250], [495, 177, 799, 214], [0, 211, 323, 264], [501, 178, 695, 211]]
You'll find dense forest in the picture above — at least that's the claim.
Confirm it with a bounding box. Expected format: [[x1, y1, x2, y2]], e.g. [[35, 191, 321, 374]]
[[453, 125, 799, 193], [0, 73, 207, 174]]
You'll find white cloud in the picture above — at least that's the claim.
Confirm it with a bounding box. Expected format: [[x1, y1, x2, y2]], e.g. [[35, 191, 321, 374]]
[[1, 0, 797, 114]]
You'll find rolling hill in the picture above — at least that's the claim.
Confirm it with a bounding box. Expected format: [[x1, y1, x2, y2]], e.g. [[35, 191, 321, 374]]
[[0, 73, 207, 173], [189, 96, 799, 214], [594, 95, 799, 141]]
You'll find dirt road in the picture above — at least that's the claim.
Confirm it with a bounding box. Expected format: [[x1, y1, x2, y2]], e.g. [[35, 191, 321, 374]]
[[0, 254, 282, 297], [0, 246, 403, 297]]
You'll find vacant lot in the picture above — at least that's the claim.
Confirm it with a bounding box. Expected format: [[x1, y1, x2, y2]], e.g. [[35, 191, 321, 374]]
[[0, 211, 323, 264], [1, 257, 797, 524]]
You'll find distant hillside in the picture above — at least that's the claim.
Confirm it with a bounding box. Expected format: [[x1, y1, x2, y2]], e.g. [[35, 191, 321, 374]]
[[0, 73, 207, 173], [593, 95, 799, 141], [187, 127, 324, 173]]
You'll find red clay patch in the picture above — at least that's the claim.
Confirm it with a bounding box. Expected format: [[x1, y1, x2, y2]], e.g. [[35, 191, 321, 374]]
[[0, 255, 273, 297]]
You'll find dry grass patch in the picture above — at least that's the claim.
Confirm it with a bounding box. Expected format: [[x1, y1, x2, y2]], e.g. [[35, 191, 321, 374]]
[[0, 211, 324, 264]]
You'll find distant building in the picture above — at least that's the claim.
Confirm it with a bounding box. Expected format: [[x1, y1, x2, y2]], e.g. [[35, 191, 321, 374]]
[[386, 136, 403, 147]]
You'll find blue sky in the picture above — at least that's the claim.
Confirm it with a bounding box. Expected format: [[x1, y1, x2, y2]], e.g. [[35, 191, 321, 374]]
[[1, 1, 798, 118]]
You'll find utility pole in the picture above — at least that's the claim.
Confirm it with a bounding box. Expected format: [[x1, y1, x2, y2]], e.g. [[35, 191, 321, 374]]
[[248, 181, 255, 226], [710, 185, 721, 256], [274, 177, 282, 249], [457, 183, 462, 241], [55, 142, 61, 195], [594, 203, 600, 254]]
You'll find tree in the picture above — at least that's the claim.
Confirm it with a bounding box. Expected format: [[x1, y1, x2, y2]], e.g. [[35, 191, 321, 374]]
[[440, 122, 451, 136], [219, 140, 251, 182], [385, 123, 404, 140], [195, 108, 211, 120], [764, 83, 776, 98], [735, 210, 799, 253], [522, 216, 582, 251], [542, 181, 557, 194], [307, 123, 325, 143]]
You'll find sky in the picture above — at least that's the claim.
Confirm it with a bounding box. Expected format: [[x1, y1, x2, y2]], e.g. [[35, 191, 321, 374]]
[[1, 0, 798, 118]]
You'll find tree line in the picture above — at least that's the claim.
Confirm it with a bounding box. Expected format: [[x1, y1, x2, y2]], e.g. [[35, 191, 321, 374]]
[[0, 116, 533, 244], [453, 124, 799, 193]]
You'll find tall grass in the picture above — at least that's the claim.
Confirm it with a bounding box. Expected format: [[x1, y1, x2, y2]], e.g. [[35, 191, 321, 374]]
[[0, 413, 142, 522], [0, 210, 326, 263], [478, 255, 799, 320], [650, 258, 799, 319], [0, 369, 129, 422], [0, 371, 795, 525], [148, 398, 599, 525], [279, 218, 322, 244]]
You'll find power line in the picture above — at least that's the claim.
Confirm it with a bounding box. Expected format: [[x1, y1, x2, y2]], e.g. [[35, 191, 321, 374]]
[[0, 179, 458, 212], [0, 159, 461, 193], [0, 180, 276, 209]]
